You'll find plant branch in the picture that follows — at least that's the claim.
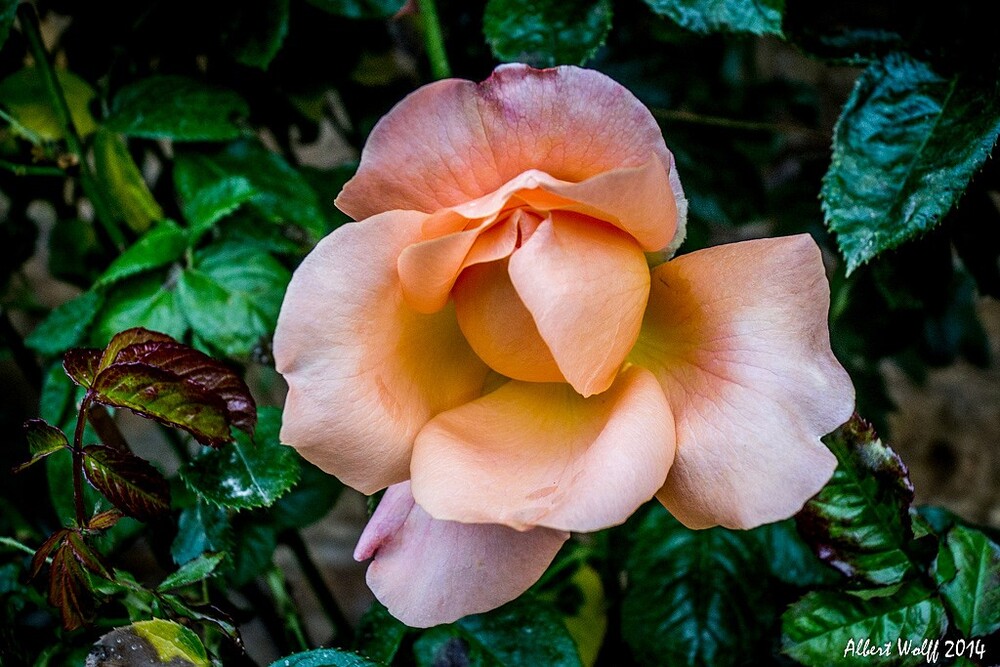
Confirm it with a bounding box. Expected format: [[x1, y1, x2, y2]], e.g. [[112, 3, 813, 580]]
[[416, 0, 451, 80], [16, 3, 127, 251], [651, 108, 826, 140], [280, 529, 353, 645], [71, 393, 94, 527], [264, 566, 310, 652], [0, 536, 37, 557], [0, 159, 66, 177]]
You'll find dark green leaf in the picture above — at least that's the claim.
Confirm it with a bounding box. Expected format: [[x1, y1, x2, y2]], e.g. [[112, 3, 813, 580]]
[[95, 220, 187, 288], [0, 0, 16, 51], [643, 0, 783, 35], [223, 0, 290, 69], [180, 406, 299, 510], [269, 648, 385, 667], [25, 290, 104, 357], [796, 415, 919, 586], [268, 461, 343, 530], [157, 552, 226, 592], [104, 76, 249, 142], [176, 242, 290, 357], [171, 500, 233, 565], [484, 0, 612, 67], [92, 128, 163, 233], [93, 273, 188, 345], [781, 582, 948, 666], [823, 54, 1000, 272], [227, 521, 278, 587], [174, 141, 326, 241], [623, 506, 771, 667], [302, 0, 405, 19], [159, 595, 242, 644], [13, 419, 68, 473], [934, 525, 1000, 637], [82, 445, 171, 521], [356, 603, 410, 664], [414, 597, 581, 667], [751, 519, 838, 587]]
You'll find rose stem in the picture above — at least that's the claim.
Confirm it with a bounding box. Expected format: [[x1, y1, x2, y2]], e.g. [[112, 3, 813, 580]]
[[416, 0, 451, 80], [279, 529, 354, 646]]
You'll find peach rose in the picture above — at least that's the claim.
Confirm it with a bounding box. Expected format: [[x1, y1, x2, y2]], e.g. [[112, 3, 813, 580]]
[[273, 64, 855, 627]]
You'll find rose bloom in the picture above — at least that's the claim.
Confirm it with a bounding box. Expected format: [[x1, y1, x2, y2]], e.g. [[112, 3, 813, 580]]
[[274, 65, 854, 627]]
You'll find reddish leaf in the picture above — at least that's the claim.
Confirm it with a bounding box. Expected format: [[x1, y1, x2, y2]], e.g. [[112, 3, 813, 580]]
[[87, 509, 124, 531], [30, 529, 70, 581], [13, 419, 68, 474], [89, 363, 232, 446], [63, 348, 102, 389], [98, 327, 176, 370], [82, 445, 171, 521], [49, 545, 90, 631], [113, 341, 256, 434], [64, 531, 112, 581]]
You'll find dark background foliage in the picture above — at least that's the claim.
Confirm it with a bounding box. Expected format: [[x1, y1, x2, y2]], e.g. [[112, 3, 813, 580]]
[[1, 0, 998, 665]]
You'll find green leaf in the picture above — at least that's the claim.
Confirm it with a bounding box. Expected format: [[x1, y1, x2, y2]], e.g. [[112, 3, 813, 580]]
[[130, 619, 210, 666], [303, 0, 406, 19], [356, 603, 410, 665], [483, 0, 613, 68], [171, 500, 233, 565], [823, 54, 1000, 272], [93, 273, 188, 345], [934, 525, 1000, 637], [82, 445, 171, 521], [0, 67, 98, 141], [104, 76, 249, 142], [227, 520, 278, 587], [750, 519, 838, 587], [95, 220, 187, 288], [622, 506, 771, 667], [268, 461, 343, 530], [413, 597, 582, 667], [781, 582, 948, 666], [176, 242, 290, 357], [25, 290, 104, 357], [223, 0, 290, 69], [0, 0, 16, 52], [13, 419, 69, 473], [92, 128, 164, 233], [180, 406, 298, 510], [157, 552, 226, 592], [174, 141, 327, 241], [642, 0, 783, 36], [797, 415, 919, 586], [269, 648, 385, 667]]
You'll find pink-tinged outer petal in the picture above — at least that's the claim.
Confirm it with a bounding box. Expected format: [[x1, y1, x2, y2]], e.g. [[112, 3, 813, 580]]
[[508, 212, 650, 397], [630, 235, 855, 529], [355, 482, 568, 628], [337, 65, 681, 223], [410, 366, 675, 532], [274, 213, 490, 495]]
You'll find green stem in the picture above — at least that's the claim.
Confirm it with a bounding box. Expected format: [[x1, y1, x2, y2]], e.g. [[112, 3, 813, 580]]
[[416, 0, 451, 80], [0, 159, 66, 177], [264, 566, 310, 652], [71, 393, 94, 527], [280, 529, 353, 645], [16, 4, 127, 251], [0, 536, 37, 557]]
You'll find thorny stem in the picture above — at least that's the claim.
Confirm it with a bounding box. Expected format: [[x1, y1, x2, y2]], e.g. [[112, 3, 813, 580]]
[[16, 4, 127, 251], [416, 0, 451, 80], [71, 393, 94, 527], [280, 529, 354, 645]]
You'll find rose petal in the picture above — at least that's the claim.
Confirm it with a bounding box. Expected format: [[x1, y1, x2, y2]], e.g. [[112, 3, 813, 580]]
[[337, 65, 680, 223], [629, 235, 855, 529], [508, 212, 650, 397], [274, 213, 489, 494], [356, 482, 568, 628], [410, 366, 675, 532], [452, 256, 565, 384]]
